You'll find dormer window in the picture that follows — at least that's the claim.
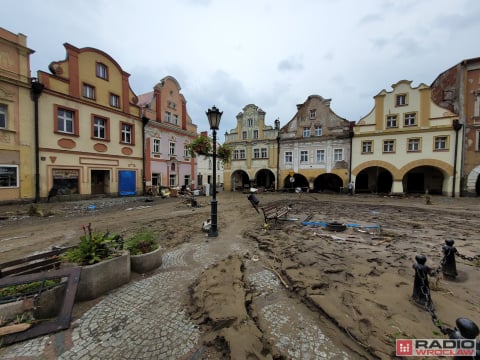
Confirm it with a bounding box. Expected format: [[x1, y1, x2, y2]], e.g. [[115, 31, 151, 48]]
[[83, 84, 95, 100], [309, 109, 316, 119]]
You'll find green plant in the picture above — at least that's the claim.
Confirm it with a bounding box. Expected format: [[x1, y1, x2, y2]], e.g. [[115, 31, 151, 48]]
[[61, 223, 123, 265], [0, 279, 60, 299], [124, 228, 158, 255], [217, 144, 232, 164], [187, 135, 212, 157]]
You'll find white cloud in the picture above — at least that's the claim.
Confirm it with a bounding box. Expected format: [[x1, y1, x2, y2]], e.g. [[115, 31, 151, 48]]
[[3, 0, 480, 139]]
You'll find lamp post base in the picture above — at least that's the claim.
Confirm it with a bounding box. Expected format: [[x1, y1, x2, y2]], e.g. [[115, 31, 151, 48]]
[[208, 199, 218, 237]]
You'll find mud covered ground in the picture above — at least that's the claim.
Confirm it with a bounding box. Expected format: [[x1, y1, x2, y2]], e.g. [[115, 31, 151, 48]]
[[0, 192, 479, 359]]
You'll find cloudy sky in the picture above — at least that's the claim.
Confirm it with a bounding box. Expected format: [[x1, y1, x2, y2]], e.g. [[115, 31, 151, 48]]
[[4, 0, 480, 140]]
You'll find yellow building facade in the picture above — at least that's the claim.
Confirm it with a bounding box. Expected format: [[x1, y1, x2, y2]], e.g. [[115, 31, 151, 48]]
[[0, 27, 35, 201], [352, 80, 460, 195], [36, 43, 143, 199]]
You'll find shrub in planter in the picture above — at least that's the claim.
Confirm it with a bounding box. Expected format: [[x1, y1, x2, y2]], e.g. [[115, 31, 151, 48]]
[[125, 229, 162, 274], [61, 223, 130, 301]]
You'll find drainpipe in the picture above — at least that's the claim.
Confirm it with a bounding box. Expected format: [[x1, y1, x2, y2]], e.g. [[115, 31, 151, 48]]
[[142, 115, 149, 196], [348, 121, 355, 184], [275, 118, 280, 191], [452, 119, 463, 198], [31, 78, 44, 203]]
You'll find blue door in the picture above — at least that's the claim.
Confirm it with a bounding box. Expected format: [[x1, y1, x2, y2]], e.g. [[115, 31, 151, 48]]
[[118, 170, 136, 196]]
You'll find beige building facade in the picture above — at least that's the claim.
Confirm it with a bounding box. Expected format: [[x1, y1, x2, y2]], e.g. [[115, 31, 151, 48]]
[[0, 28, 35, 201], [223, 104, 278, 192], [36, 43, 143, 199], [280, 95, 353, 192], [352, 80, 460, 196]]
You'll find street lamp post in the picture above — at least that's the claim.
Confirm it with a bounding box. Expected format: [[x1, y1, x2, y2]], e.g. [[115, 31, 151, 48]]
[[206, 105, 222, 237]]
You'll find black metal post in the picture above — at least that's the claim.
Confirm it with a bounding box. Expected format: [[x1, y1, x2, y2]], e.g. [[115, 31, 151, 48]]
[[209, 128, 218, 237], [31, 79, 44, 203], [452, 119, 463, 198]]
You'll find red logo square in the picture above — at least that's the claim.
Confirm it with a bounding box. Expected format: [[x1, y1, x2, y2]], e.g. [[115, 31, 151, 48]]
[[396, 339, 413, 356]]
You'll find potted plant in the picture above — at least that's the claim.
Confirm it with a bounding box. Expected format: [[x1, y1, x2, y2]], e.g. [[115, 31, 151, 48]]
[[61, 223, 130, 301], [125, 228, 162, 274], [187, 135, 212, 157]]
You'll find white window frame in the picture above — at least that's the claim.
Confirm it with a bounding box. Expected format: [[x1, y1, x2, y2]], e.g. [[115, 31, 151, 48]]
[[383, 140, 395, 153], [253, 148, 260, 159], [165, 111, 171, 123], [396, 94, 407, 106], [303, 127, 310, 137], [169, 174, 176, 187], [0, 165, 18, 188], [408, 138, 420, 152], [184, 144, 189, 158], [261, 148, 267, 158], [173, 114, 179, 125], [386, 115, 397, 128], [247, 118, 253, 127], [110, 94, 120, 108], [93, 117, 106, 139], [333, 148, 344, 161], [153, 138, 161, 153], [316, 149, 325, 163], [121, 124, 132, 144], [285, 151, 293, 164], [300, 150, 308, 163], [169, 141, 176, 155], [242, 131, 247, 140], [253, 130, 259, 139], [309, 109, 316, 119], [434, 136, 448, 150], [314, 126, 322, 136], [362, 141, 373, 153], [58, 108, 74, 134], [404, 113, 416, 126]]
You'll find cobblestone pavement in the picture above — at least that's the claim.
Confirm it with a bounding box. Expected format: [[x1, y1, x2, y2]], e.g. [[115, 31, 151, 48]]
[[1, 232, 353, 359]]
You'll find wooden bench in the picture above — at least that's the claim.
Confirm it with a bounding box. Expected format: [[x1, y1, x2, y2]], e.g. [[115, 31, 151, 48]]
[[261, 204, 291, 226]]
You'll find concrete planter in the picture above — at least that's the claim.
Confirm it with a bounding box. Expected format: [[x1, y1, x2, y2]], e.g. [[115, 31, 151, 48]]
[[130, 247, 163, 274], [74, 251, 130, 301]]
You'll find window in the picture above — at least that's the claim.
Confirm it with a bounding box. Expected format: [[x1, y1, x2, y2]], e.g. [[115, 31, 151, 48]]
[[121, 123, 132, 144], [83, 84, 95, 99], [316, 149, 325, 163], [165, 111, 171, 123], [153, 138, 160, 153], [396, 94, 407, 106], [92, 116, 107, 140], [253, 130, 259, 139], [300, 150, 308, 163], [303, 127, 310, 137], [169, 174, 176, 187], [57, 108, 75, 134], [208, 159, 212, 170], [383, 140, 395, 153], [285, 151, 293, 164], [434, 136, 448, 150], [173, 114, 179, 125], [242, 131, 247, 140], [362, 141, 373, 154], [261, 148, 267, 158], [96, 63, 108, 80], [333, 149, 343, 161], [110, 94, 120, 108], [184, 175, 191, 187], [386, 115, 397, 128], [184, 144, 189, 158], [408, 138, 421, 152], [247, 118, 253, 127], [169, 142, 176, 155], [0, 104, 7, 128], [314, 126, 322, 136], [404, 113, 416, 126], [0, 165, 18, 187], [253, 148, 260, 159], [309, 109, 316, 119], [234, 149, 246, 160]]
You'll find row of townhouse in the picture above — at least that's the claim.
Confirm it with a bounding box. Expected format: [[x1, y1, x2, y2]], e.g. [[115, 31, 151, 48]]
[[0, 27, 202, 202], [224, 59, 480, 197]]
